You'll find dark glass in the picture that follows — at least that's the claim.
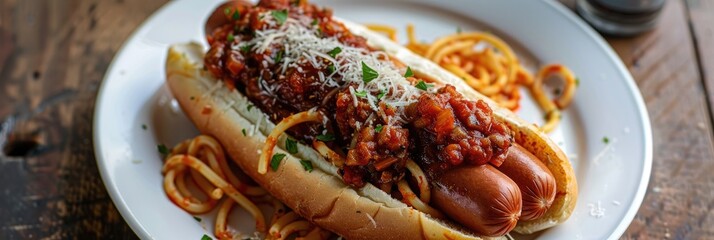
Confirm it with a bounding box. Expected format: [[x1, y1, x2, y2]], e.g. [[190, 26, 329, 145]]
[[577, 0, 665, 36]]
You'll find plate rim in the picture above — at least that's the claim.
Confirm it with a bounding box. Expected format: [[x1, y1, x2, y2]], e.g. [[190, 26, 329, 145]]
[[539, 1, 652, 239], [92, 1, 654, 239]]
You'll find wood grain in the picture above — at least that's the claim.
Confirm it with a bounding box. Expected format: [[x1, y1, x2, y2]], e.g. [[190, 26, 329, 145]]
[[686, 0, 714, 126], [1, 0, 713, 239], [606, 0, 714, 239], [0, 0, 166, 239]]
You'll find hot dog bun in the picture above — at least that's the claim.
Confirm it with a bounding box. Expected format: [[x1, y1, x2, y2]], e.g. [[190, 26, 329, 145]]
[[165, 18, 577, 239]]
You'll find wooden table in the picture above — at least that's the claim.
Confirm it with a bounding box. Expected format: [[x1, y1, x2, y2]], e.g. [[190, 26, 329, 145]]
[[1, 0, 712, 239]]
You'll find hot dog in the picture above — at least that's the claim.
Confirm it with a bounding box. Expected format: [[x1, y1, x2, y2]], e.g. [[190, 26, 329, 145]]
[[498, 144, 557, 221], [165, 0, 578, 239], [432, 165, 522, 237]]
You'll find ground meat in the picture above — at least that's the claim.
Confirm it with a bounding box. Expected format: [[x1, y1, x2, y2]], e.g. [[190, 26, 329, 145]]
[[204, 0, 513, 188], [406, 85, 513, 176]]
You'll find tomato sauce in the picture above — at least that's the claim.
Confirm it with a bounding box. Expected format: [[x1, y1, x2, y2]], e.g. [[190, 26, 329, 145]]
[[204, 0, 512, 188]]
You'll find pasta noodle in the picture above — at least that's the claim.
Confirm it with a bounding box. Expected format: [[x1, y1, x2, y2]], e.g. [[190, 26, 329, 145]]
[[162, 135, 331, 240], [365, 24, 578, 133]]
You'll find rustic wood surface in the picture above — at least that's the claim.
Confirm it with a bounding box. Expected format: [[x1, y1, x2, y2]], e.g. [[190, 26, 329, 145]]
[[1, 0, 712, 239]]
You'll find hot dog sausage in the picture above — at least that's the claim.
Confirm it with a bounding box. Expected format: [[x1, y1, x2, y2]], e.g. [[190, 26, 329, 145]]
[[431, 164, 522, 237], [497, 143, 556, 221]]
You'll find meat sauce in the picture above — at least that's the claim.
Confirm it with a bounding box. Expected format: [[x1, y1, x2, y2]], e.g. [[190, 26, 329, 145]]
[[204, 0, 512, 188]]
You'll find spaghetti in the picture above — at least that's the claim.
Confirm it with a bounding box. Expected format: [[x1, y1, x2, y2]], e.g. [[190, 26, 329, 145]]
[[162, 135, 331, 240], [366, 24, 578, 133]]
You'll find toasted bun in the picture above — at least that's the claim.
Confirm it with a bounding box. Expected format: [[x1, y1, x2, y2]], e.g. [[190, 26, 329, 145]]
[[165, 19, 576, 239]]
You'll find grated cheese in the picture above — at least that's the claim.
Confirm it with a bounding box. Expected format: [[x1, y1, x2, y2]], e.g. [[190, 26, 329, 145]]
[[588, 201, 605, 218], [234, 15, 429, 124]]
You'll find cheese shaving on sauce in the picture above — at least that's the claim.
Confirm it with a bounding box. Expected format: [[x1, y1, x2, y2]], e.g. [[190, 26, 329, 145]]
[[233, 14, 429, 124]]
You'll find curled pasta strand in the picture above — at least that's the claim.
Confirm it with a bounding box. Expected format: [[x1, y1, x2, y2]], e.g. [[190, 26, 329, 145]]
[[405, 160, 430, 203], [269, 211, 300, 238], [278, 221, 312, 240], [312, 140, 345, 168], [163, 167, 218, 214], [259, 110, 323, 174], [164, 155, 267, 232], [215, 199, 235, 240], [396, 180, 445, 219], [364, 24, 398, 41]]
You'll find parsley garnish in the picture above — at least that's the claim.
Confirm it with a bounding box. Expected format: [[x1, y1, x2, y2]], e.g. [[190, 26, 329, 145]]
[[157, 144, 169, 155], [415, 81, 432, 91], [201, 234, 212, 240], [327, 47, 342, 58], [240, 44, 253, 53], [242, 129, 247, 136], [193, 216, 202, 222], [271, 9, 288, 25], [375, 124, 383, 133], [227, 32, 234, 42], [316, 134, 335, 142], [232, 9, 240, 20], [377, 90, 386, 99], [285, 138, 298, 154], [362, 62, 378, 83], [311, 19, 318, 26], [274, 49, 284, 63], [247, 104, 253, 111], [141, 124, 147, 130], [270, 153, 286, 171], [300, 160, 314, 172], [602, 137, 610, 144], [354, 90, 368, 98], [224, 7, 231, 16], [404, 66, 413, 78], [327, 64, 336, 74]]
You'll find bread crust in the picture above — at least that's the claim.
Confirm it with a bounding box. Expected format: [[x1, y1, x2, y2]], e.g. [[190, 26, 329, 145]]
[[165, 19, 576, 239]]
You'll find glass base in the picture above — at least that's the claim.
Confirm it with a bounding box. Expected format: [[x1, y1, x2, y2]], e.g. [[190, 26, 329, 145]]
[[576, 0, 661, 37]]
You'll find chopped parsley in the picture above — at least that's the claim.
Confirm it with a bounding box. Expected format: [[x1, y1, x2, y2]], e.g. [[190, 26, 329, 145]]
[[404, 66, 413, 78], [362, 62, 379, 83], [240, 44, 253, 53], [242, 129, 247, 136], [354, 90, 368, 98], [327, 64, 336, 74], [157, 144, 169, 155], [224, 7, 231, 16], [602, 137, 610, 144], [274, 49, 284, 63], [300, 160, 314, 172], [141, 124, 147, 130], [316, 134, 335, 142], [311, 18, 318, 26], [415, 80, 432, 91], [285, 138, 298, 154], [271, 9, 288, 25], [227, 32, 235, 42], [193, 216, 202, 222], [374, 124, 383, 133], [270, 153, 286, 171], [327, 47, 342, 58], [232, 10, 240, 21], [377, 90, 386, 99], [247, 104, 253, 111], [201, 234, 212, 240]]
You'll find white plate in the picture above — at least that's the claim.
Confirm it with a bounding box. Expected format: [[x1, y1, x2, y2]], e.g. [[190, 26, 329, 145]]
[[93, 0, 652, 239]]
